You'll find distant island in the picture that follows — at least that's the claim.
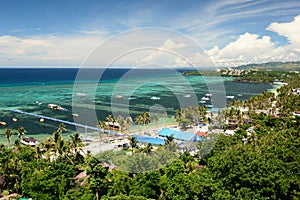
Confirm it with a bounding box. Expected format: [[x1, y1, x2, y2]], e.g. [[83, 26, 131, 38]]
[[236, 61, 300, 71], [182, 61, 300, 83]]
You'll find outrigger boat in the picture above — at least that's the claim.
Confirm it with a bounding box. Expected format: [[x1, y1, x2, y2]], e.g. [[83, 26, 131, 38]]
[[48, 104, 67, 111]]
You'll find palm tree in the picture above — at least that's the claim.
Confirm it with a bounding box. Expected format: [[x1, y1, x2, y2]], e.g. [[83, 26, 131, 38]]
[[17, 126, 26, 140], [143, 112, 151, 133], [175, 108, 185, 124], [165, 134, 174, 146], [70, 132, 84, 162], [57, 123, 66, 134], [198, 106, 207, 122], [143, 143, 153, 154], [135, 114, 143, 130], [106, 115, 116, 130], [70, 132, 82, 153], [35, 145, 44, 160], [153, 114, 159, 126], [5, 128, 13, 147], [164, 134, 177, 151], [116, 115, 125, 132], [97, 120, 107, 142], [41, 136, 55, 161], [52, 123, 66, 158], [163, 112, 168, 123], [125, 116, 133, 131], [128, 136, 138, 154]]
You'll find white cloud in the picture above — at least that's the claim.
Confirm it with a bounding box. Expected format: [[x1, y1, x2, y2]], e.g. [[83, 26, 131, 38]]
[[142, 39, 187, 63], [204, 14, 300, 66], [0, 32, 107, 66], [267, 14, 300, 48]]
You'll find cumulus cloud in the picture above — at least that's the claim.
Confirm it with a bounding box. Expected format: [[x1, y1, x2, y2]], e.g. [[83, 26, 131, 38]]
[[267, 14, 300, 50], [205, 33, 276, 66], [205, 14, 300, 66]]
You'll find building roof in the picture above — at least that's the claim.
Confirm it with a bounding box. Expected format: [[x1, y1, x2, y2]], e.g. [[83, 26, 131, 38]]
[[158, 128, 195, 141], [196, 132, 208, 137], [225, 129, 235, 136]]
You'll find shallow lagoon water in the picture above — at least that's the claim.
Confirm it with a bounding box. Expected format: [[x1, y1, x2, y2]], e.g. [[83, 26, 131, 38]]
[[0, 68, 272, 139]]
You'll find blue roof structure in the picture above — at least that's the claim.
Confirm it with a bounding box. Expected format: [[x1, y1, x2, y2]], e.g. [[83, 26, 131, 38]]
[[158, 128, 196, 141], [134, 135, 165, 145]]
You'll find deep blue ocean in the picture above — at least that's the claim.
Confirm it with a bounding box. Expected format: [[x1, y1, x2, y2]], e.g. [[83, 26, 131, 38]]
[[0, 68, 273, 136]]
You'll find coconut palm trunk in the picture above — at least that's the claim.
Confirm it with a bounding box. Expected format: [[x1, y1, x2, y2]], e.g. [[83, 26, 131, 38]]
[[5, 128, 13, 147]]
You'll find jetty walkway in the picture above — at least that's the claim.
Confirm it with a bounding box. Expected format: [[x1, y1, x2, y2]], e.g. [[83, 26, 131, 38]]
[[9, 109, 123, 136]]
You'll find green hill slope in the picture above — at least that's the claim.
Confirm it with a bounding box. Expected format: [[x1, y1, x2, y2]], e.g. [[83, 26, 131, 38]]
[[236, 61, 300, 71]]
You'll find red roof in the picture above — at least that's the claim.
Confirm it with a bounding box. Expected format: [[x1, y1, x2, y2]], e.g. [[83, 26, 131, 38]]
[[196, 132, 207, 137], [295, 110, 300, 114]]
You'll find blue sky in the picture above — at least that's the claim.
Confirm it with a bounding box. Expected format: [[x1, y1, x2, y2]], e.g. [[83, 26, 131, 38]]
[[1, 0, 300, 67]]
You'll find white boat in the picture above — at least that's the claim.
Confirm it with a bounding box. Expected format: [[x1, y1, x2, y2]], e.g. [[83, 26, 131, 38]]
[[150, 96, 161, 100], [0, 121, 7, 126], [184, 94, 191, 98], [199, 100, 206, 104], [48, 104, 67, 111], [237, 94, 243, 97], [20, 137, 39, 146], [226, 95, 235, 99], [76, 93, 86, 97], [116, 95, 123, 99], [205, 93, 212, 97], [201, 97, 210, 101]]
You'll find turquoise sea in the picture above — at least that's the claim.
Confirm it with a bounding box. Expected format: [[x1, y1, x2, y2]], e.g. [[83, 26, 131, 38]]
[[0, 68, 272, 139]]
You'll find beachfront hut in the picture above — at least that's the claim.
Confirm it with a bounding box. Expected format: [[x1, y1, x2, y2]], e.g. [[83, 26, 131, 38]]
[[106, 122, 120, 131]]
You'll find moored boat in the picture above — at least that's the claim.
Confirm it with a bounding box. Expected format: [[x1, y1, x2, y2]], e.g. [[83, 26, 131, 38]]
[[201, 97, 210, 101], [0, 121, 7, 126], [48, 104, 67, 111], [226, 95, 235, 99], [150, 96, 161, 100]]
